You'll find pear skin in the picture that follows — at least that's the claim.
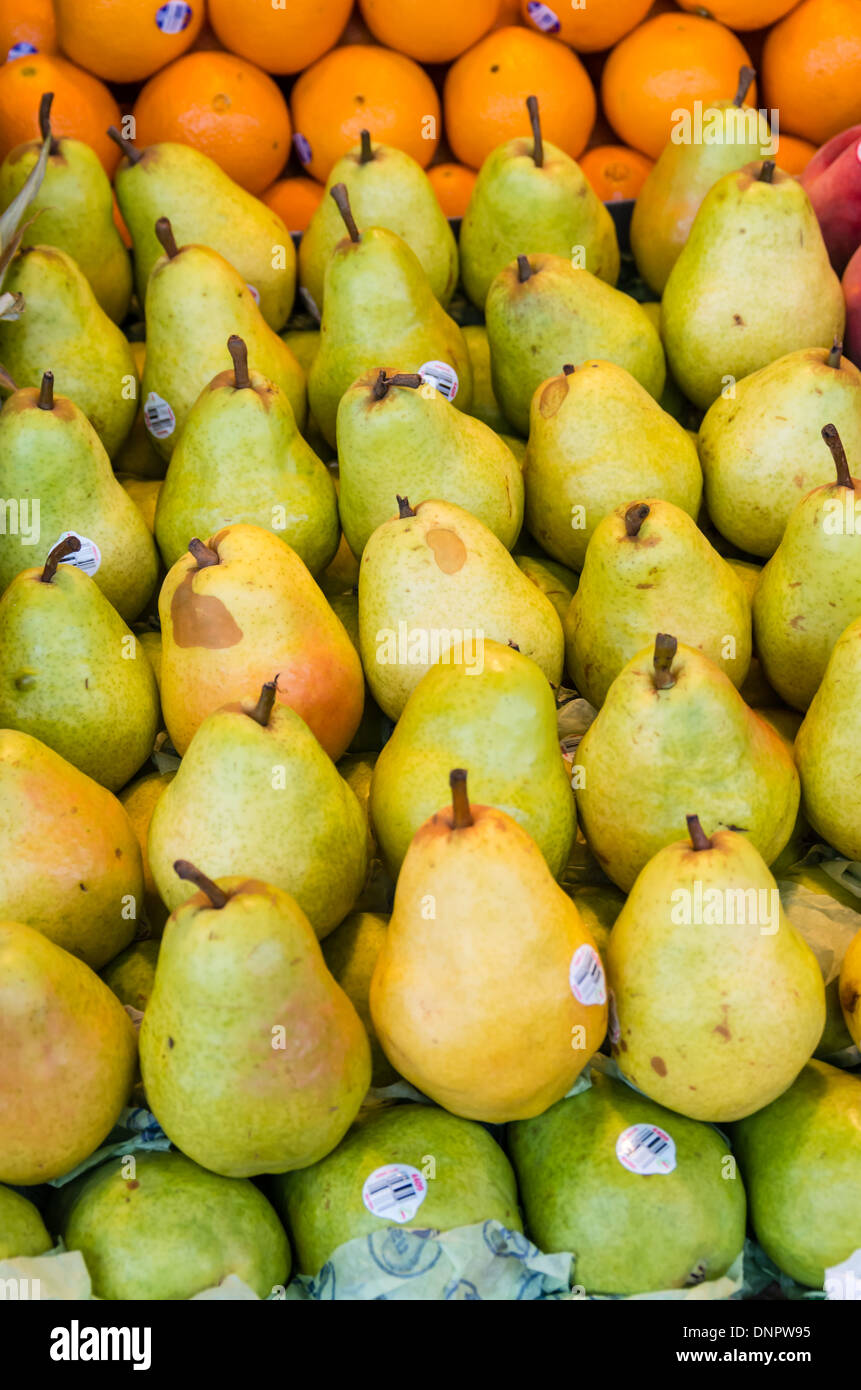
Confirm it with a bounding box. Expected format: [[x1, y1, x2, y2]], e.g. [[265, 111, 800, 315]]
[[118, 771, 174, 937], [514, 553, 578, 622], [795, 615, 861, 860], [322, 912, 397, 1088], [101, 937, 161, 1014], [462, 324, 511, 436], [0, 1185, 52, 1258], [839, 929, 861, 1046]]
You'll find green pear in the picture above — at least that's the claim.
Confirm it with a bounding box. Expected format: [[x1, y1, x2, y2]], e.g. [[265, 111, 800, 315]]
[[568, 885, 625, 961], [370, 640, 575, 877], [58, 1150, 290, 1299], [112, 340, 165, 482], [460, 96, 618, 308], [753, 425, 861, 710], [0, 538, 160, 791], [281, 327, 334, 462], [142, 218, 306, 460], [370, 772, 606, 1122], [321, 911, 397, 1088], [299, 131, 458, 311], [608, 820, 826, 1122], [0, 730, 143, 969], [0, 376, 159, 621], [575, 635, 800, 891], [0, 1186, 52, 1258], [336, 368, 523, 556], [111, 131, 295, 332], [630, 68, 771, 294], [486, 253, 665, 435], [510, 1068, 746, 1294], [795, 614, 861, 861], [523, 361, 702, 570], [662, 161, 846, 410], [139, 867, 371, 1176], [308, 185, 472, 447], [100, 937, 160, 1014], [155, 335, 338, 575], [462, 324, 510, 436], [732, 1061, 861, 1288], [357, 497, 564, 720], [0, 246, 138, 457], [118, 770, 174, 937], [148, 682, 368, 938], [514, 552, 578, 622], [564, 499, 751, 707], [0, 921, 137, 1184], [270, 1102, 522, 1276], [119, 474, 160, 533]]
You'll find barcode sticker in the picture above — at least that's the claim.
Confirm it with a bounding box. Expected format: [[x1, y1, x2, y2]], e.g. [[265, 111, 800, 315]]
[[155, 2, 193, 34], [143, 391, 176, 439], [245, 283, 260, 305], [526, 2, 561, 32], [616, 1124, 677, 1176], [53, 531, 101, 577], [418, 359, 459, 402], [608, 988, 621, 1044], [362, 1164, 427, 1223], [569, 943, 606, 1006]]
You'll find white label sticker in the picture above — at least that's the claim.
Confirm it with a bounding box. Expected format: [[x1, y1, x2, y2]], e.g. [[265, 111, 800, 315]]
[[608, 988, 621, 1044], [526, 2, 561, 32], [143, 391, 176, 439], [53, 531, 101, 577], [616, 1124, 676, 1176], [245, 282, 260, 305], [418, 359, 459, 402], [293, 132, 313, 166], [569, 943, 606, 1006], [362, 1164, 427, 1223], [155, 2, 193, 34], [825, 1249, 861, 1299]]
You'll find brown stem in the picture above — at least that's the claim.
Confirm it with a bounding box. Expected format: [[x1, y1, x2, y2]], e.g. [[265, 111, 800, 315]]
[[733, 65, 756, 106], [562, 364, 575, 375], [188, 537, 219, 568], [828, 338, 843, 369], [625, 502, 650, 537], [449, 769, 473, 829], [687, 815, 713, 853], [758, 160, 775, 183], [155, 217, 179, 258], [372, 369, 388, 400], [653, 633, 678, 689], [526, 94, 543, 168], [359, 129, 373, 164], [247, 678, 278, 727], [40, 533, 80, 583], [107, 125, 143, 164], [173, 860, 229, 909], [517, 255, 532, 283], [38, 92, 59, 154], [822, 424, 852, 488], [397, 495, 416, 518], [330, 183, 360, 243], [228, 335, 250, 390], [508, 640, 520, 651], [37, 371, 53, 411]]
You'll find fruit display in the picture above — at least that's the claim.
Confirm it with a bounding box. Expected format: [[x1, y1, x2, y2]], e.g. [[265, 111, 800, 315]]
[[1, 0, 861, 1316]]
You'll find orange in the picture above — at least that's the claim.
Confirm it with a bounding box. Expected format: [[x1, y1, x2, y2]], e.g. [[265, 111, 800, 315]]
[[0, 53, 121, 173], [677, 0, 799, 28], [601, 14, 755, 161], [444, 26, 596, 170], [261, 176, 325, 233], [290, 45, 440, 183], [762, 0, 861, 146], [519, 0, 652, 53], [358, 0, 498, 63], [208, 0, 352, 76], [132, 51, 292, 195], [772, 132, 817, 175], [54, 0, 203, 84], [579, 145, 654, 202], [0, 0, 56, 61], [428, 163, 478, 218], [495, 0, 523, 25]]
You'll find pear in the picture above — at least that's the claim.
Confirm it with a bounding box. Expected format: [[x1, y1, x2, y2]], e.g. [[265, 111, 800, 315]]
[[322, 912, 397, 1088], [270, 1102, 522, 1276], [357, 497, 564, 720], [155, 335, 338, 575], [118, 771, 174, 937], [308, 185, 472, 446], [564, 499, 751, 707], [514, 553, 578, 622], [753, 426, 861, 710], [336, 369, 523, 556], [795, 614, 861, 861], [148, 683, 368, 938], [0, 247, 138, 458], [0, 538, 160, 791], [662, 161, 846, 410], [159, 524, 363, 759], [509, 1068, 746, 1294], [699, 344, 861, 557], [732, 1061, 861, 1288], [486, 253, 665, 435], [142, 218, 306, 460], [0, 376, 159, 622], [462, 324, 510, 436], [840, 929, 861, 1047], [101, 937, 160, 1014], [0, 1186, 52, 1258], [58, 1150, 290, 1300], [138, 628, 162, 687], [119, 475, 160, 533], [370, 640, 575, 877], [569, 885, 625, 961], [0, 731, 143, 969], [460, 95, 619, 308], [630, 67, 771, 294], [0, 921, 137, 1184], [575, 635, 800, 891], [139, 866, 371, 1176], [607, 819, 826, 1123], [110, 131, 295, 332], [523, 361, 702, 570], [370, 772, 607, 1122], [299, 131, 458, 312], [112, 340, 165, 482]]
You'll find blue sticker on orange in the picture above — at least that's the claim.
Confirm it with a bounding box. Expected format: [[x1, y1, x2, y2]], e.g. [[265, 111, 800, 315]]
[[155, 2, 193, 35], [293, 133, 313, 166]]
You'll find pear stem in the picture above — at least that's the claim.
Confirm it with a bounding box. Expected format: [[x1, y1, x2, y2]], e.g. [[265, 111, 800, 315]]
[[247, 678, 278, 727], [330, 183, 360, 243], [450, 769, 473, 830], [38, 92, 59, 154], [228, 335, 251, 390], [822, 424, 852, 488], [653, 633, 678, 689], [625, 502, 650, 537], [517, 255, 532, 283], [687, 815, 713, 853], [173, 860, 229, 909], [758, 160, 776, 183], [526, 95, 543, 168], [397, 495, 416, 519], [155, 217, 179, 258], [828, 338, 843, 369], [508, 640, 520, 651], [40, 533, 80, 583], [107, 125, 142, 164], [733, 65, 756, 107], [374, 371, 422, 399], [188, 537, 219, 568], [359, 129, 373, 164], [37, 371, 53, 411], [562, 363, 575, 375]]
